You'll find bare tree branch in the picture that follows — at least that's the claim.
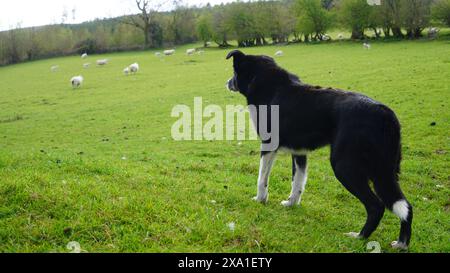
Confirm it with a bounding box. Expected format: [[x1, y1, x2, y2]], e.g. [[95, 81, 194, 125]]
[[119, 0, 164, 48]]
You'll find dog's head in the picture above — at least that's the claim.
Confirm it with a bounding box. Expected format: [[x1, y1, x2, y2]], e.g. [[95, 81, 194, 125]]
[[226, 50, 301, 96]]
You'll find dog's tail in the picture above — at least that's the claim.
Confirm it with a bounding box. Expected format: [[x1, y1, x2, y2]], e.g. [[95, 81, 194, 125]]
[[372, 106, 412, 247]]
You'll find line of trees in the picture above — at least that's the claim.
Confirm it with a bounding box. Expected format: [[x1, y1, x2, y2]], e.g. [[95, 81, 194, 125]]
[[1, 0, 449, 66]]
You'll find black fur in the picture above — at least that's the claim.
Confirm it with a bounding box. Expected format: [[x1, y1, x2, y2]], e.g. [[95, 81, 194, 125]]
[[227, 50, 413, 248]]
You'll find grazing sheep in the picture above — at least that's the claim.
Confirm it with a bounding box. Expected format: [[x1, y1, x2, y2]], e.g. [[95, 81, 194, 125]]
[[129, 63, 139, 74], [164, 49, 175, 56], [338, 33, 344, 40], [363, 42, 371, 49], [83, 63, 90, 69], [123, 67, 130, 76], [428, 27, 440, 38], [275, 50, 283, 57], [186, 48, 196, 55], [96, 59, 109, 66], [322, 34, 331, 41], [70, 76, 83, 88], [50, 65, 59, 72], [81, 53, 88, 59], [155, 52, 162, 57]]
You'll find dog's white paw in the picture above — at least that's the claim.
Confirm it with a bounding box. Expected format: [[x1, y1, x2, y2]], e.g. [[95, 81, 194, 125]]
[[281, 200, 295, 207], [345, 232, 362, 239], [391, 241, 408, 251], [252, 196, 268, 204]]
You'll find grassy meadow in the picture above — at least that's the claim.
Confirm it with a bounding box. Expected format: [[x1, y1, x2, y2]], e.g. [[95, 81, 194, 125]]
[[0, 37, 449, 253]]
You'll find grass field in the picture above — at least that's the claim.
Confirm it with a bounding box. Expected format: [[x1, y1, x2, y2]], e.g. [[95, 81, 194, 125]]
[[0, 38, 449, 253]]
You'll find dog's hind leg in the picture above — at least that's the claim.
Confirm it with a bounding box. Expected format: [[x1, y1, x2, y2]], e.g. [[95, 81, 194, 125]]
[[253, 151, 277, 204], [331, 159, 385, 240], [373, 178, 413, 250], [282, 155, 307, 207]]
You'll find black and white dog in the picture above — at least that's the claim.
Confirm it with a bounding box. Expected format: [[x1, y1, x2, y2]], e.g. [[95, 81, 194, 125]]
[[226, 50, 413, 250]]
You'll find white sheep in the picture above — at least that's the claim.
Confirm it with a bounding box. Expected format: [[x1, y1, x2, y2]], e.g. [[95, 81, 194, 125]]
[[363, 43, 371, 49], [164, 49, 175, 56], [96, 59, 109, 66], [275, 50, 283, 57], [83, 63, 90, 69], [123, 67, 130, 76], [155, 52, 162, 57], [70, 76, 83, 88], [50, 65, 59, 72], [428, 27, 440, 38], [322, 34, 331, 41], [186, 48, 196, 55], [81, 53, 88, 59], [129, 63, 139, 74]]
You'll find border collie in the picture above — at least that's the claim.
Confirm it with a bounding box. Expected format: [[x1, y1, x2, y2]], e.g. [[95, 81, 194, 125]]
[[226, 50, 413, 250]]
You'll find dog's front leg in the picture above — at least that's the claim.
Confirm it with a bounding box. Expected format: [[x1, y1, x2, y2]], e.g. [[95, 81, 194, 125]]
[[253, 151, 277, 204], [282, 155, 308, 207]]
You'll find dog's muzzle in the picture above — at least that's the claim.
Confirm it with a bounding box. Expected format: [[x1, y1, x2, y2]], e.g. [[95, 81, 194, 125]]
[[226, 77, 239, 92]]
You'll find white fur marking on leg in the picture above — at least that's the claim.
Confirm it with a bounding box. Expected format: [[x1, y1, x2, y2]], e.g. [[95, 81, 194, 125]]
[[254, 152, 277, 203], [282, 161, 307, 207], [393, 200, 409, 222], [345, 232, 362, 239], [391, 241, 408, 250]]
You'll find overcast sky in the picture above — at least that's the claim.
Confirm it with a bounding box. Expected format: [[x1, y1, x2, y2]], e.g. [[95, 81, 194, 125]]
[[0, 0, 238, 31]]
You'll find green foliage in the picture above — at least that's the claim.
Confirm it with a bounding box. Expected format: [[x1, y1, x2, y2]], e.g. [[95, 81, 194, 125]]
[[336, 0, 374, 39], [432, 0, 450, 26], [1, 0, 450, 66], [196, 14, 213, 46], [295, 0, 333, 40], [401, 0, 433, 38], [227, 3, 258, 47]]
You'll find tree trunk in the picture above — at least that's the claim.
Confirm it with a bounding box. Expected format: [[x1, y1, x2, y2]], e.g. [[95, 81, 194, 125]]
[[392, 27, 403, 38], [262, 37, 268, 45], [304, 34, 310, 42], [351, 29, 364, 40], [372, 28, 380, 39], [383, 27, 391, 38], [144, 25, 150, 48], [414, 28, 423, 38]]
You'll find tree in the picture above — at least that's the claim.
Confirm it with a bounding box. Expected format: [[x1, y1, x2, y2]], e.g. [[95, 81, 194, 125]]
[[5, 25, 23, 64], [432, 0, 450, 26], [211, 5, 232, 47], [254, 1, 295, 44], [228, 3, 258, 47], [197, 14, 213, 47], [121, 0, 159, 48], [295, 0, 333, 41], [384, 0, 404, 38], [337, 0, 373, 40], [401, 0, 432, 38], [168, 1, 196, 45]]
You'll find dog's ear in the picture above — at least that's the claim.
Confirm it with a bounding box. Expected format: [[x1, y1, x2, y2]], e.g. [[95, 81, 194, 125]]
[[226, 50, 245, 60]]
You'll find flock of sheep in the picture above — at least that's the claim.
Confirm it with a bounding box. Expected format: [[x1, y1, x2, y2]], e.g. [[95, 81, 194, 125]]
[[62, 42, 378, 89], [54, 28, 439, 89], [53, 47, 206, 89]]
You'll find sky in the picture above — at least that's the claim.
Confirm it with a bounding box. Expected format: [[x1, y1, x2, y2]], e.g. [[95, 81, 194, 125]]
[[0, 0, 238, 31]]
